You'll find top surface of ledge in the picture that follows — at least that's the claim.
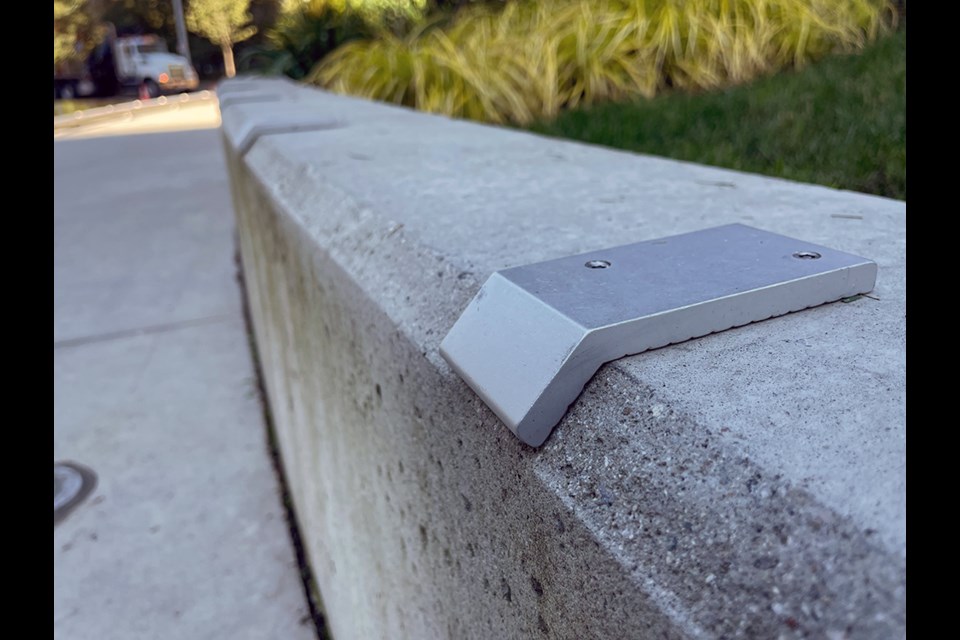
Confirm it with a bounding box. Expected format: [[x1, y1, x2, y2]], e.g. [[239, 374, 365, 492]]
[[220, 78, 906, 557]]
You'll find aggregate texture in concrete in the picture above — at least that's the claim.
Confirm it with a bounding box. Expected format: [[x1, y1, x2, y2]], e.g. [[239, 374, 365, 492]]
[[221, 78, 906, 640]]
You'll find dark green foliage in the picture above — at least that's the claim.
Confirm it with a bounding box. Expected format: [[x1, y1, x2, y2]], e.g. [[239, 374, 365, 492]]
[[100, 0, 176, 41], [528, 29, 906, 200], [239, 6, 375, 79], [238, 0, 507, 78]]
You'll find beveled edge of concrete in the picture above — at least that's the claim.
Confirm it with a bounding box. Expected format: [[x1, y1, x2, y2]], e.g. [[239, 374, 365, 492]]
[[221, 77, 905, 639]]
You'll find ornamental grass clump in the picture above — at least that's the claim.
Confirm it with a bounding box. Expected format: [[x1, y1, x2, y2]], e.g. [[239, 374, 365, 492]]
[[310, 0, 897, 124]]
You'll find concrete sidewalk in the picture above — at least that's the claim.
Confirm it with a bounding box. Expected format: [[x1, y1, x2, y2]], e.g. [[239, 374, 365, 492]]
[[54, 104, 316, 639]]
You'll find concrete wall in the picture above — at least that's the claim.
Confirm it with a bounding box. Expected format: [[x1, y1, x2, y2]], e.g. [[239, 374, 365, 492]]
[[219, 78, 906, 640]]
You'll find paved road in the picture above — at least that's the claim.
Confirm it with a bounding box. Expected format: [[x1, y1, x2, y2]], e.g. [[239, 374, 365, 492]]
[[54, 102, 316, 640]]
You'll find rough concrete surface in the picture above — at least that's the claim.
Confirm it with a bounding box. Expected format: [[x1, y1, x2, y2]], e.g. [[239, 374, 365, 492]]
[[221, 78, 906, 639], [54, 116, 314, 639]]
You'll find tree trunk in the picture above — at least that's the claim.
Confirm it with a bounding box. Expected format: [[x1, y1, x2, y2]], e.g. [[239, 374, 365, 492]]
[[221, 43, 235, 78]]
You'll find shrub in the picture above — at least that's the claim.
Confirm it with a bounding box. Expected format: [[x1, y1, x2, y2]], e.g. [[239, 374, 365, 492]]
[[310, 0, 897, 124], [240, 0, 429, 79]]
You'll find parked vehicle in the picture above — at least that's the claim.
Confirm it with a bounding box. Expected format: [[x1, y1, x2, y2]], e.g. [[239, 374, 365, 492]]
[[53, 58, 95, 100], [54, 25, 199, 100]]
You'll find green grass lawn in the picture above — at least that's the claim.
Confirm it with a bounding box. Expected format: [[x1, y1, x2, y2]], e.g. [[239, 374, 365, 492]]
[[528, 29, 906, 200]]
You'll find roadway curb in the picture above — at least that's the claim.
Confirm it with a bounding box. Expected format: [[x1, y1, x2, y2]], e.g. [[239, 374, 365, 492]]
[[53, 90, 217, 131]]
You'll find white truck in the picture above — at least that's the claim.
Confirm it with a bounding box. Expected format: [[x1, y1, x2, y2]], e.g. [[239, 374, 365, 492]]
[[55, 28, 199, 100]]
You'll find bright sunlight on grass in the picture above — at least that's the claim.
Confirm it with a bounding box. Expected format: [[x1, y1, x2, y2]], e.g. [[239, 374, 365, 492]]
[[529, 27, 906, 200], [311, 0, 896, 125]]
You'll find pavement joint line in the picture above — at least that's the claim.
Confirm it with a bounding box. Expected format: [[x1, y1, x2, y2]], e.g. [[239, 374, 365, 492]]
[[54, 312, 237, 349]]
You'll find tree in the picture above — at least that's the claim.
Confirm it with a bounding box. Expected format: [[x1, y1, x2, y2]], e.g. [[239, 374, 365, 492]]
[[54, 0, 103, 67], [101, 0, 176, 40], [187, 0, 258, 77]]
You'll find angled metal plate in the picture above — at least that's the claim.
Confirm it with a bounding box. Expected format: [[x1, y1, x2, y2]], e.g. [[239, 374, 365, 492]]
[[439, 224, 878, 447]]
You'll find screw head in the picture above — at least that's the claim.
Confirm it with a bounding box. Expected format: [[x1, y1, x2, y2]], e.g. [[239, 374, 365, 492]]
[[792, 251, 821, 260]]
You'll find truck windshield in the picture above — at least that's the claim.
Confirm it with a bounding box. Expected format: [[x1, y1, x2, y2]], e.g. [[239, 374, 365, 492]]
[[137, 43, 168, 54]]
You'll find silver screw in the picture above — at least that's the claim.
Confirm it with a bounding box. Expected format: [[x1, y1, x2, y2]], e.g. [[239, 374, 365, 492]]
[[792, 251, 821, 260]]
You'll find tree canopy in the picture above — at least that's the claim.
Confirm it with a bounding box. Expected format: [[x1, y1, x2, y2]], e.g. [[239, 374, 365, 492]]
[[53, 0, 102, 65], [186, 0, 258, 48], [187, 0, 259, 76]]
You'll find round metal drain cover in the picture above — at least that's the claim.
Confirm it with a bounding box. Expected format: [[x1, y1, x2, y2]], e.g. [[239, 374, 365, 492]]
[[54, 461, 97, 525]]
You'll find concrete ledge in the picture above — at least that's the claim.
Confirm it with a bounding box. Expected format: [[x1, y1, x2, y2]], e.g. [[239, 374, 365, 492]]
[[220, 77, 906, 639]]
